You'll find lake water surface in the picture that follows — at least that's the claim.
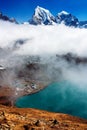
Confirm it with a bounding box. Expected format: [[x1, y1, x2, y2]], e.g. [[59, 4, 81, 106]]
[[16, 81, 87, 119]]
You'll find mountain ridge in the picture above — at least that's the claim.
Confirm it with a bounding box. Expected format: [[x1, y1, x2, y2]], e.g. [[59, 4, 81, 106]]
[[28, 6, 87, 28], [0, 11, 18, 24], [29, 6, 56, 25], [0, 6, 87, 28]]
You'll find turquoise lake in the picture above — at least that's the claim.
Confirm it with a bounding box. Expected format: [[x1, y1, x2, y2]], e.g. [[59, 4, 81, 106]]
[[15, 81, 87, 119]]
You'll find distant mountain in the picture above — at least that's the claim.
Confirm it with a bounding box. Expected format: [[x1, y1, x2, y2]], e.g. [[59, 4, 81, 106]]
[[29, 6, 56, 25], [28, 6, 79, 27], [79, 21, 87, 28], [0, 7, 87, 28], [0, 12, 18, 24], [28, 6, 87, 28], [55, 11, 79, 27]]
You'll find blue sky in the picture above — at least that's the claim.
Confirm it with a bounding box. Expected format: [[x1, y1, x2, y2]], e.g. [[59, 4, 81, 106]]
[[0, 0, 87, 23]]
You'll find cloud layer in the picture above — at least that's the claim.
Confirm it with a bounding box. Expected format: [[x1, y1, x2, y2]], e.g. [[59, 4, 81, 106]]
[[0, 21, 87, 86], [1, 21, 87, 119], [0, 21, 87, 57]]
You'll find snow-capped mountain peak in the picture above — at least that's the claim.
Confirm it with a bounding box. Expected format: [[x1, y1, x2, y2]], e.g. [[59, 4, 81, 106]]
[[35, 6, 51, 17], [58, 11, 69, 16], [56, 10, 79, 27], [29, 6, 56, 25], [26, 6, 87, 28], [29, 7, 79, 27]]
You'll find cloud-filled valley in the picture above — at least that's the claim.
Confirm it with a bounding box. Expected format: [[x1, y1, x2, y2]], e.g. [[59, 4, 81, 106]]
[[0, 21, 87, 85], [1, 20, 87, 119]]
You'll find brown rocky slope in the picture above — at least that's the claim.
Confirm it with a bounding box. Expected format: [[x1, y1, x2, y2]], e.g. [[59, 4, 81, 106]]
[[0, 105, 87, 130]]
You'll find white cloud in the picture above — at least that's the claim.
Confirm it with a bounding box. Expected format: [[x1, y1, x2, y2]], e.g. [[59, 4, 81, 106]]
[[0, 21, 87, 87], [0, 21, 87, 57]]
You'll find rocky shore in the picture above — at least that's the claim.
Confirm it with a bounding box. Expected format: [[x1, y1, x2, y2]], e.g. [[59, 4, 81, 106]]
[[0, 81, 46, 106]]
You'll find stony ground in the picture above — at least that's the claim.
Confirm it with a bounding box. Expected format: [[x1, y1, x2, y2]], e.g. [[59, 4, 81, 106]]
[[0, 105, 87, 130], [0, 80, 87, 129]]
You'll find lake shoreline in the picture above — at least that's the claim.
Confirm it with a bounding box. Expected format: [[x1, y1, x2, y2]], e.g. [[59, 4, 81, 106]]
[[0, 81, 49, 107]]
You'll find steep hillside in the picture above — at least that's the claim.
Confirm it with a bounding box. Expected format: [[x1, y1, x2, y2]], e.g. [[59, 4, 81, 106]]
[[0, 105, 87, 130]]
